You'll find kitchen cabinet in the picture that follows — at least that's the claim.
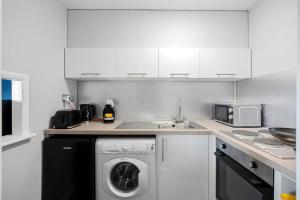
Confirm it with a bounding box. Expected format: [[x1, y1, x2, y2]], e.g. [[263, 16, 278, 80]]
[[64, 48, 251, 80], [199, 49, 251, 79], [159, 48, 200, 78], [65, 48, 116, 79], [158, 134, 209, 200], [274, 171, 296, 200], [116, 48, 159, 78]]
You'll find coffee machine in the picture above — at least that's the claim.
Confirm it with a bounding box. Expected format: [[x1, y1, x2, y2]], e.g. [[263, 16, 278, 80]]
[[103, 99, 115, 123]]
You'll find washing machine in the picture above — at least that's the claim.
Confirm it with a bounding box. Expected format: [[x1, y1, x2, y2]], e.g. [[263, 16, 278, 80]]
[[96, 137, 156, 200]]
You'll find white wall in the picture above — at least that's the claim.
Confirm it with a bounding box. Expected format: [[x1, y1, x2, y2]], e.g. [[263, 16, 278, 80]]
[[237, 69, 296, 128], [297, 0, 300, 198], [1, 0, 76, 200], [68, 10, 249, 48], [249, 0, 298, 77], [238, 0, 298, 128]]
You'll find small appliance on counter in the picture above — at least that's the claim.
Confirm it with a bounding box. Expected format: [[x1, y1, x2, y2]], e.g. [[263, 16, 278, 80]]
[[214, 103, 262, 127], [50, 110, 81, 129], [80, 104, 96, 121], [103, 99, 115, 123]]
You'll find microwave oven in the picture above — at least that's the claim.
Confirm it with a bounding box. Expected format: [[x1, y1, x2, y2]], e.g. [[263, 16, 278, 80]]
[[214, 103, 262, 127]]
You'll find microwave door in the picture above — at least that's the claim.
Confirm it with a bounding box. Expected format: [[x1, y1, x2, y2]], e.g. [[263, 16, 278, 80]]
[[215, 105, 230, 123]]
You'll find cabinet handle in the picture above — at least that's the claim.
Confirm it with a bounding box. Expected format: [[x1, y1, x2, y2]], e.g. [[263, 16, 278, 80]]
[[128, 73, 147, 77], [216, 73, 236, 77], [162, 138, 167, 162], [170, 73, 190, 78], [81, 73, 101, 76]]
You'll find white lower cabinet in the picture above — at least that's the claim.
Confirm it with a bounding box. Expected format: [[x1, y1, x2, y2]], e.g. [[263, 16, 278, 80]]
[[274, 171, 296, 200], [65, 48, 117, 79], [157, 134, 209, 200], [199, 49, 252, 79]]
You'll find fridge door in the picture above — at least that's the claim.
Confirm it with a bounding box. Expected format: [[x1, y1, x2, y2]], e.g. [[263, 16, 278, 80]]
[[42, 136, 95, 200]]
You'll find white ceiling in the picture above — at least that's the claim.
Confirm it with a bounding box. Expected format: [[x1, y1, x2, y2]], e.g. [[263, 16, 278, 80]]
[[61, 0, 261, 10]]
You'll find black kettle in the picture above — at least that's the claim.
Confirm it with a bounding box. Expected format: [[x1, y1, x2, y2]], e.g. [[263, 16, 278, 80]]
[[80, 104, 96, 121]]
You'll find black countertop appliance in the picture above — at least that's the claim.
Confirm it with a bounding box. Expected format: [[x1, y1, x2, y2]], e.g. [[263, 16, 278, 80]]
[[51, 110, 81, 129], [80, 104, 96, 121]]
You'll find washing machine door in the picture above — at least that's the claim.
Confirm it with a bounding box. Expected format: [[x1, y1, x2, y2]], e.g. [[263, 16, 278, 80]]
[[103, 157, 148, 199]]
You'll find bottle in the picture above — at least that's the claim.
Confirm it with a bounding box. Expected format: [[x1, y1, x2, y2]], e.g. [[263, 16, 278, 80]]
[[281, 194, 296, 200], [103, 99, 115, 123]]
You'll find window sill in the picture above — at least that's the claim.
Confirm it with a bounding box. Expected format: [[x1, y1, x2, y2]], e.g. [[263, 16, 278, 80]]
[[1, 133, 36, 148]]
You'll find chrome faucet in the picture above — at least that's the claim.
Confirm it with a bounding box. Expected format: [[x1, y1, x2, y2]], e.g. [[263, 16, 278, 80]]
[[175, 99, 184, 123]]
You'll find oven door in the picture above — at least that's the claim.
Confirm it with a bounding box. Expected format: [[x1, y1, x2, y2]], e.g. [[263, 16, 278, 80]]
[[215, 150, 274, 200], [215, 105, 230, 124]]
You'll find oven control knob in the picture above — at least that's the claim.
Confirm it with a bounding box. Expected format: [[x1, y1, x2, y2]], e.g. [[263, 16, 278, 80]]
[[220, 144, 227, 149], [248, 161, 258, 169], [228, 108, 233, 113], [228, 115, 233, 120]]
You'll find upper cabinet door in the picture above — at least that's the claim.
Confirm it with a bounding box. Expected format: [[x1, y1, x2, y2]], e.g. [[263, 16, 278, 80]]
[[159, 48, 200, 78], [199, 49, 252, 79], [116, 48, 159, 78], [65, 48, 116, 79]]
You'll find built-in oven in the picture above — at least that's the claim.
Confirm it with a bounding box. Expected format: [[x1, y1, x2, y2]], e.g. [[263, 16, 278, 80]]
[[215, 138, 274, 200]]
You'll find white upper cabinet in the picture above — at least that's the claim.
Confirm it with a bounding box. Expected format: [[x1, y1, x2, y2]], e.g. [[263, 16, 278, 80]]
[[116, 48, 159, 78], [199, 49, 251, 79], [65, 48, 116, 79], [159, 48, 200, 78], [65, 48, 251, 80]]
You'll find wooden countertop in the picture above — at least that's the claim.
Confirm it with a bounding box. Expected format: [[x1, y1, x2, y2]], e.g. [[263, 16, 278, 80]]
[[44, 120, 296, 180], [44, 121, 212, 135]]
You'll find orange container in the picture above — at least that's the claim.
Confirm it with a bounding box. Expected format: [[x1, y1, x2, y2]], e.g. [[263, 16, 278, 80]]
[[281, 193, 296, 200]]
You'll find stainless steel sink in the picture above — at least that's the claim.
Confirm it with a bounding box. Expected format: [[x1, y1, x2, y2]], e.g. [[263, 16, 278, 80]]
[[116, 121, 158, 129], [116, 120, 206, 130]]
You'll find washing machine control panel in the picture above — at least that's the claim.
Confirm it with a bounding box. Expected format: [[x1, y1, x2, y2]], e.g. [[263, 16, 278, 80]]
[[97, 139, 156, 154]]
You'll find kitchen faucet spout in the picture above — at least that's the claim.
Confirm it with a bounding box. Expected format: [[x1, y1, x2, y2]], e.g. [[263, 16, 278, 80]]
[[175, 99, 184, 123]]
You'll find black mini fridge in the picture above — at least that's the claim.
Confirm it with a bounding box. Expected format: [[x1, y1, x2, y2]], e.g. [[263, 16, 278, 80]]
[[42, 136, 95, 200]]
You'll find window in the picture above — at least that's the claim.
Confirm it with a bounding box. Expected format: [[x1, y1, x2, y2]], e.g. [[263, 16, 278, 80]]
[[0, 70, 34, 147], [2, 79, 23, 136]]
